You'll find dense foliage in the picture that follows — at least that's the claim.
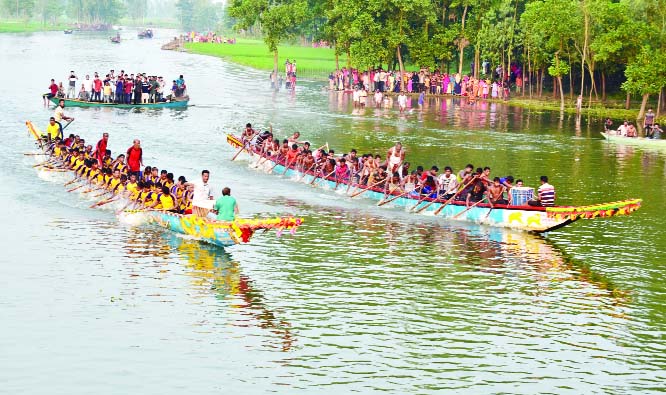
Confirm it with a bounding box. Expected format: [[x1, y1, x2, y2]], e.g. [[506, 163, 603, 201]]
[[226, 0, 666, 113]]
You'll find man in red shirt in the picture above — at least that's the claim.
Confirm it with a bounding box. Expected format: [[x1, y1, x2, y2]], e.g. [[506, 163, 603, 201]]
[[95, 132, 109, 166], [93, 76, 103, 102], [126, 139, 143, 177], [43, 79, 58, 105]]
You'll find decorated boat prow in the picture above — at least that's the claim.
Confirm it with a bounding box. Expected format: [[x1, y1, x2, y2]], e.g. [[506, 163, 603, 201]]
[[120, 210, 303, 248]]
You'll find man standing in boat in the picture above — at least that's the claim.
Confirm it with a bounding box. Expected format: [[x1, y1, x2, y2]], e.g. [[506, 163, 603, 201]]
[[387, 142, 405, 176], [95, 133, 109, 167], [53, 99, 74, 139], [125, 139, 143, 178], [190, 170, 214, 217]]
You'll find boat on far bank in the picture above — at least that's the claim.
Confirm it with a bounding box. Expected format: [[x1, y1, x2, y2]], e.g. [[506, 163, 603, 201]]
[[138, 29, 153, 39], [601, 132, 666, 150], [48, 96, 189, 109], [64, 29, 73, 34], [110, 35, 120, 44]]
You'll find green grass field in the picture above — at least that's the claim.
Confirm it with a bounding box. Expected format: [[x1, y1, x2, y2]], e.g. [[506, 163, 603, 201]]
[[185, 39, 339, 79], [0, 20, 69, 33]]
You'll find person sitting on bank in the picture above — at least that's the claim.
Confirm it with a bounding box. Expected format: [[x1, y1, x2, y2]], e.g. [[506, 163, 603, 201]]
[[212, 187, 238, 222], [528, 176, 555, 207]]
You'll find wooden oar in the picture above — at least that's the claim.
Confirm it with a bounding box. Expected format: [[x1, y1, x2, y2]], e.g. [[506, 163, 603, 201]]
[[64, 178, 79, 187], [67, 184, 84, 192], [296, 164, 315, 182], [312, 169, 336, 187], [267, 155, 285, 173], [282, 158, 297, 175], [24, 153, 48, 156], [349, 179, 384, 198], [451, 198, 486, 219], [408, 192, 433, 212], [377, 189, 411, 206], [231, 142, 248, 161], [433, 177, 477, 215]]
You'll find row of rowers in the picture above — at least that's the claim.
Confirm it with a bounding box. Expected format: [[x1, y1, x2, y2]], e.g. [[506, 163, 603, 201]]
[[241, 124, 556, 207], [48, 136, 216, 214]]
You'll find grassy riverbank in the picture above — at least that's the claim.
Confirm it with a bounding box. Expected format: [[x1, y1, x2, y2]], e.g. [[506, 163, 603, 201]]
[[185, 40, 339, 79], [0, 21, 69, 33]]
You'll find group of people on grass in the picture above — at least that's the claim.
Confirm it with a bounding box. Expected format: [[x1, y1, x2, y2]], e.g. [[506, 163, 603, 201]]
[[240, 124, 555, 208], [329, 64, 521, 101], [43, 70, 187, 105]]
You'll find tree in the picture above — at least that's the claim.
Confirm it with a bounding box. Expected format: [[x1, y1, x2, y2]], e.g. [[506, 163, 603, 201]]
[[229, 0, 308, 90], [176, 0, 194, 30], [622, 46, 666, 127], [2, 0, 35, 19]]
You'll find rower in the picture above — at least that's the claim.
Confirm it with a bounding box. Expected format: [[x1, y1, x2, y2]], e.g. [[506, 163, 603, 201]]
[[487, 177, 508, 205], [241, 123, 256, 144], [437, 166, 459, 200], [287, 132, 303, 145], [528, 176, 555, 207], [150, 186, 177, 212], [46, 117, 60, 142], [466, 179, 487, 207]]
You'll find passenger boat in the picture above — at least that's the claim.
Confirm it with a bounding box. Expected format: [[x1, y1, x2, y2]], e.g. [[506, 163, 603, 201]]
[[110, 35, 121, 44], [227, 134, 641, 233], [64, 29, 73, 34], [24, 121, 302, 248], [601, 131, 666, 150], [48, 96, 189, 109]]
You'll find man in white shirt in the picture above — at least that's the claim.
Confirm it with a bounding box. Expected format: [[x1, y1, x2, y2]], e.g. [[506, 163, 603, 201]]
[[397, 91, 407, 113], [188, 170, 214, 215]]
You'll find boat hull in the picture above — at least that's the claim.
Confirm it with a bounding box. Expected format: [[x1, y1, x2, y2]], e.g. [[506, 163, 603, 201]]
[[601, 132, 666, 149], [49, 97, 188, 109]]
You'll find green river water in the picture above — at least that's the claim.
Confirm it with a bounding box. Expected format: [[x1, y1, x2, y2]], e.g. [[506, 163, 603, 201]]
[[0, 30, 665, 394]]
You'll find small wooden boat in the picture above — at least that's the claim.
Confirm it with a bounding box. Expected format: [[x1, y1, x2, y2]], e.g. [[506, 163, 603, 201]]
[[227, 134, 642, 233], [64, 29, 73, 34], [110, 35, 121, 44], [49, 96, 189, 109], [25, 121, 302, 248], [601, 131, 666, 150], [138, 29, 153, 39]]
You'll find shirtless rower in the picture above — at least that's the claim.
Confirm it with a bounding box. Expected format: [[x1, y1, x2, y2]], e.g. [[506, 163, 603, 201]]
[[387, 142, 405, 176], [487, 177, 508, 205], [287, 131, 304, 145], [241, 123, 256, 144]]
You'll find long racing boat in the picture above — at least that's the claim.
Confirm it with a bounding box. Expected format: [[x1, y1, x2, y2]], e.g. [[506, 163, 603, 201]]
[[49, 96, 189, 109], [227, 134, 641, 233], [25, 121, 302, 248]]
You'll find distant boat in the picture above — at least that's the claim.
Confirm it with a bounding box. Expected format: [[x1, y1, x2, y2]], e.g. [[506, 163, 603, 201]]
[[110, 35, 120, 44], [138, 29, 153, 39], [63, 29, 73, 34], [48, 96, 189, 109], [601, 131, 666, 150]]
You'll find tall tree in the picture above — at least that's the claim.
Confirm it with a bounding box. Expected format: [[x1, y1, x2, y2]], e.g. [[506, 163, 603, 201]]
[[229, 0, 308, 90]]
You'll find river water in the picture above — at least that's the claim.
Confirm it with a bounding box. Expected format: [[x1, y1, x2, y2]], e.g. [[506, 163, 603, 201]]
[[1, 30, 665, 394]]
